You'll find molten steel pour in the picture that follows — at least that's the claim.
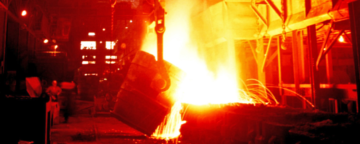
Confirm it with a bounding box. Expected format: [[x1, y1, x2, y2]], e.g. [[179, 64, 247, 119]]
[[140, 0, 309, 140]]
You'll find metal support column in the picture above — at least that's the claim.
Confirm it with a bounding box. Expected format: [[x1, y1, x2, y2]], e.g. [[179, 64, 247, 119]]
[[0, 1, 8, 98], [349, 0, 360, 113], [307, 25, 320, 109], [325, 51, 333, 84], [292, 30, 306, 108], [277, 36, 284, 105], [257, 38, 266, 84]]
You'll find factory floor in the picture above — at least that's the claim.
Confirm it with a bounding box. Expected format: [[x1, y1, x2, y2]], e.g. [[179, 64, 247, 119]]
[[50, 102, 181, 144]]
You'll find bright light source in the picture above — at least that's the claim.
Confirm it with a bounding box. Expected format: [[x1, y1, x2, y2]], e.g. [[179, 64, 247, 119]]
[[83, 61, 95, 65], [88, 32, 95, 36], [93, 56, 96, 59], [102, 28, 106, 31], [43, 39, 49, 44], [54, 45, 58, 49], [105, 41, 115, 50], [100, 41, 103, 44], [105, 55, 117, 59], [105, 61, 116, 64], [125, 27, 128, 29], [104, 78, 107, 81], [21, 10, 27, 16], [117, 68, 120, 70], [81, 41, 96, 50], [84, 73, 98, 76], [339, 35, 345, 43], [82, 55, 86, 59], [130, 20, 133, 23]]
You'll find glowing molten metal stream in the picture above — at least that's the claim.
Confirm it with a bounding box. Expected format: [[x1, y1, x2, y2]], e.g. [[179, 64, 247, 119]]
[[141, 0, 279, 140]]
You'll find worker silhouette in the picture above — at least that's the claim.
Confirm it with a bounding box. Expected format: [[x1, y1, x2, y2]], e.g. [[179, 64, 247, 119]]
[[46, 80, 62, 101]]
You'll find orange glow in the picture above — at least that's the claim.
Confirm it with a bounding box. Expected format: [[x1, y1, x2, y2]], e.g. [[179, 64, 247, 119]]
[[21, 10, 27, 16], [43, 39, 49, 44], [54, 45, 58, 49], [88, 32, 95, 36], [339, 35, 345, 43]]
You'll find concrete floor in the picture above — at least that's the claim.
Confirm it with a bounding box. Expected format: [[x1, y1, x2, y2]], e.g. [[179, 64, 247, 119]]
[[51, 114, 185, 144]]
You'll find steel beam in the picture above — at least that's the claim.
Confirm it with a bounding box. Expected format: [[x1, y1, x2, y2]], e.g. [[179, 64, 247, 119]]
[[307, 25, 320, 108], [349, 0, 360, 113], [344, 31, 353, 45], [257, 38, 266, 84], [316, 29, 345, 70], [250, 0, 267, 27], [247, 40, 258, 65], [261, 36, 273, 72], [265, 0, 283, 20]]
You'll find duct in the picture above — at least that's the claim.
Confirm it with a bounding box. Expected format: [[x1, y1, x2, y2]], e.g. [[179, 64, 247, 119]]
[[261, 0, 354, 37]]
